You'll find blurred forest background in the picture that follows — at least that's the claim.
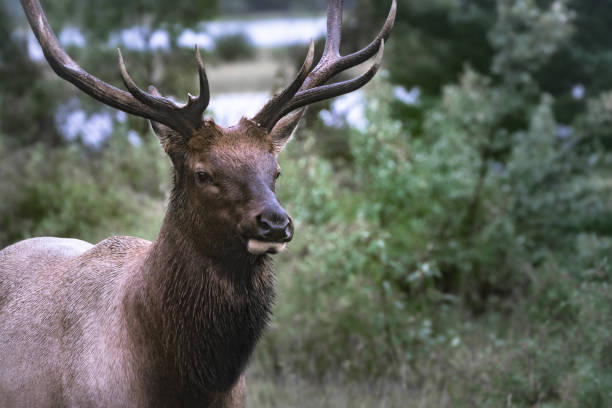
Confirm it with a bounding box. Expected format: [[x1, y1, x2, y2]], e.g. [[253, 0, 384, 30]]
[[1, 0, 612, 406]]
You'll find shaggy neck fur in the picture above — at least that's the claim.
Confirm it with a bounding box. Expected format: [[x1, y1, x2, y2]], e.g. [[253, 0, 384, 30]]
[[126, 203, 275, 404]]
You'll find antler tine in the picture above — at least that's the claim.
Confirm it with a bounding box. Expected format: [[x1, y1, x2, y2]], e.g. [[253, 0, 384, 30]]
[[190, 45, 211, 113], [20, 0, 209, 138], [279, 40, 385, 120], [117, 49, 179, 112], [117, 45, 213, 136], [178, 45, 211, 128], [117, 49, 209, 136], [252, 0, 395, 131], [305, 0, 396, 90], [21, 0, 157, 121], [321, 0, 343, 61], [251, 39, 315, 129]]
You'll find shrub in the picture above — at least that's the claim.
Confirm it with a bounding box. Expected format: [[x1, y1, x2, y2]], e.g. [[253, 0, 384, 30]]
[[214, 33, 255, 62], [0, 131, 167, 248], [256, 74, 612, 390]]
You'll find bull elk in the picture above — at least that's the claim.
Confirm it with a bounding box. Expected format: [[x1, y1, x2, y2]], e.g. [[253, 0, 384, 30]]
[[0, 0, 395, 406]]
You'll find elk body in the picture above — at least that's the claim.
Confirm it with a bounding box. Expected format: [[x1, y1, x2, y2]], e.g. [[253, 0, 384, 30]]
[[0, 0, 395, 406]]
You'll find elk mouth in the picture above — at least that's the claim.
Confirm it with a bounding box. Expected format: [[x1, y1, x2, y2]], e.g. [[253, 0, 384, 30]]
[[240, 220, 293, 255], [246, 240, 288, 255]]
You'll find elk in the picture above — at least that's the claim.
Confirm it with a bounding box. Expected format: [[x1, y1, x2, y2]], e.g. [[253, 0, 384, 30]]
[[0, 0, 395, 406]]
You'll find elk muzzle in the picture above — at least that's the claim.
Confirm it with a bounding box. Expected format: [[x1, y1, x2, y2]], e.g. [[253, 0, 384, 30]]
[[245, 204, 293, 255]]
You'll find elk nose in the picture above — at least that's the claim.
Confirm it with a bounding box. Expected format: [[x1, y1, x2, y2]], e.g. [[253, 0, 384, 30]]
[[255, 208, 293, 242]]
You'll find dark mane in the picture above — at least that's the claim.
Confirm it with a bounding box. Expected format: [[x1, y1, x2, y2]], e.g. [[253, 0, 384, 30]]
[[126, 213, 275, 403]]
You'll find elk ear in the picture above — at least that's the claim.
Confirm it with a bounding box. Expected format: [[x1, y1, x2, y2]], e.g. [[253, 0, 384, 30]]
[[269, 108, 305, 156], [150, 120, 184, 154], [147, 86, 187, 154]]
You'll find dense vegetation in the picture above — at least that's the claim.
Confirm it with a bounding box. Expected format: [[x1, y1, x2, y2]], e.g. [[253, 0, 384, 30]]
[[1, 0, 611, 406]]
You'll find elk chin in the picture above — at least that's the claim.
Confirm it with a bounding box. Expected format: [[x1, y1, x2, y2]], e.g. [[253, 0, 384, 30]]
[[247, 240, 287, 255]]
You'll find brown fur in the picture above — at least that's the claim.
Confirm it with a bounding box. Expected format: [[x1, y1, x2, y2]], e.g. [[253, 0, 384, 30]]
[[0, 115, 302, 407]]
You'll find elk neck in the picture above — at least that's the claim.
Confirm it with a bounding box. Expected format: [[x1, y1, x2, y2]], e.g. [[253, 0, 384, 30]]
[[123, 202, 275, 399]]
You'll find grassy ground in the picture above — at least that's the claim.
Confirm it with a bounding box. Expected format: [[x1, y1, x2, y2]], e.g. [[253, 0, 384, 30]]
[[246, 373, 415, 408], [244, 330, 498, 408]]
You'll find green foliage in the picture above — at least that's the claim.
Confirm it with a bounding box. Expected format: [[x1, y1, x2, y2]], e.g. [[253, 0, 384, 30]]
[[0, 131, 167, 247], [40, 0, 218, 41], [353, 0, 612, 123], [576, 91, 612, 152], [213, 33, 256, 62], [0, 5, 64, 148], [221, 0, 330, 14], [255, 1, 611, 391], [250, 3, 612, 399], [257, 83, 612, 399], [348, 0, 494, 95], [484, 235, 612, 407], [490, 0, 573, 79], [277, 138, 339, 225]]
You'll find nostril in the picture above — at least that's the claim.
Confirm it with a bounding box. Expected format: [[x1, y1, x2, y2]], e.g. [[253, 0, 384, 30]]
[[283, 226, 292, 241], [255, 210, 290, 241], [256, 213, 271, 233], [280, 217, 290, 229]]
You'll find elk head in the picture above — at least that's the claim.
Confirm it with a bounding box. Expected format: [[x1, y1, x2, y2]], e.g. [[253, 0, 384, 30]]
[[21, 0, 396, 256]]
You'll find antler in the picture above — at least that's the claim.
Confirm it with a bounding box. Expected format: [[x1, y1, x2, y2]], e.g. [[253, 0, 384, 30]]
[[20, 0, 209, 137], [252, 0, 396, 131]]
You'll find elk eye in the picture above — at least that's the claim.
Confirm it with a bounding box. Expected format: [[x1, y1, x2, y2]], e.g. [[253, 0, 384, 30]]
[[274, 170, 282, 180], [196, 171, 213, 184]]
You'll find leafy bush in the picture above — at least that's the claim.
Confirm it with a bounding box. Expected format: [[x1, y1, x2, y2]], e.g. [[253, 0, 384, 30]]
[[0, 131, 167, 247], [481, 234, 612, 407], [257, 71, 612, 395], [214, 33, 255, 61]]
